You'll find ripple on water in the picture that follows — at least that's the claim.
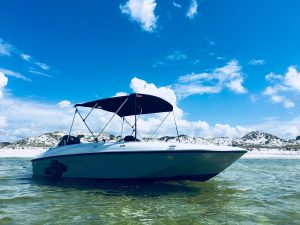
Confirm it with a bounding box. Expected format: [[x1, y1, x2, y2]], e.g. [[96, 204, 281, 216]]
[[0, 158, 299, 224]]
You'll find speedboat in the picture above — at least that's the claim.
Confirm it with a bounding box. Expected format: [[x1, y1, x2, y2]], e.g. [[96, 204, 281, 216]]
[[32, 93, 247, 181]]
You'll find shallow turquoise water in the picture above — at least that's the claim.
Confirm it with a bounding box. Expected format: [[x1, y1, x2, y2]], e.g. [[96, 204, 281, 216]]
[[0, 158, 299, 225]]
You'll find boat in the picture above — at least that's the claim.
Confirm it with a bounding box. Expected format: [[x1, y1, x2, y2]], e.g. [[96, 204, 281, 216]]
[[32, 93, 247, 181]]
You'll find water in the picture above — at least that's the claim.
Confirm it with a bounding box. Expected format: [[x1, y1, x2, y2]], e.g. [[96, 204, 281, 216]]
[[0, 158, 299, 225]]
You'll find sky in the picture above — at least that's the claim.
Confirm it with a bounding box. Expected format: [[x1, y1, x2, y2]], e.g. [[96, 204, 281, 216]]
[[0, 0, 300, 141]]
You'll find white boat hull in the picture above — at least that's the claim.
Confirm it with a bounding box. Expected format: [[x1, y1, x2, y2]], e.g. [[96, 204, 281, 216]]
[[32, 142, 246, 181]]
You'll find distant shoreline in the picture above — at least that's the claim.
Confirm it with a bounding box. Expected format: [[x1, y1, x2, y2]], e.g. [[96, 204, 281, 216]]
[[243, 149, 300, 159], [1, 148, 299, 159]]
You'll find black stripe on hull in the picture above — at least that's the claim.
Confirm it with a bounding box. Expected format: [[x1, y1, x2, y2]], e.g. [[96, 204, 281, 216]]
[[31, 150, 247, 162]]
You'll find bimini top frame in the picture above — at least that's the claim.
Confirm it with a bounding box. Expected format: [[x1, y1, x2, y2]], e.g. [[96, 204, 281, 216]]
[[68, 93, 180, 142]]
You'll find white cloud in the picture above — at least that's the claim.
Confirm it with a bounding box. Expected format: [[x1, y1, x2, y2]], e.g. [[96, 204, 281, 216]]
[[263, 66, 300, 108], [175, 60, 247, 98], [130, 77, 183, 118], [0, 97, 74, 141], [120, 0, 158, 32], [174, 84, 221, 98], [186, 0, 198, 19], [36, 62, 50, 70], [0, 38, 13, 56], [0, 68, 31, 81], [152, 50, 190, 67], [263, 86, 276, 95], [166, 51, 187, 61], [114, 92, 128, 97], [1, 76, 299, 141], [0, 72, 8, 98], [0, 115, 7, 129], [227, 78, 247, 93], [248, 116, 300, 139], [271, 94, 284, 103], [0, 77, 74, 140], [284, 66, 300, 92], [0, 94, 133, 141], [266, 93, 295, 109], [20, 53, 32, 61], [28, 70, 52, 78], [122, 77, 251, 138], [283, 100, 295, 108], [265, 72, 282, 82], [249, 59, 265, 66], [0, 37, 53, 80], [58, 100, 72, 108], [173, 1, 182, 8]]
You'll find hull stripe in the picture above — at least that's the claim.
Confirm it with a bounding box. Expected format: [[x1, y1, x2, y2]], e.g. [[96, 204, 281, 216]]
[[32, 150, 246, 162]]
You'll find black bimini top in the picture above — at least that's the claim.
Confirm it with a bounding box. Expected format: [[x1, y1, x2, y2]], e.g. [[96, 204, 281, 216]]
[[74, 93, 173, 117]]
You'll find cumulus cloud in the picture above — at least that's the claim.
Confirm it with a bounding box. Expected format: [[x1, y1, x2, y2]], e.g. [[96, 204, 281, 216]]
[[175, 60, 247, 98], [1, 75, 299, 141], [283, 100, 295, 108], [0, 72, 8, 98], [263, 66, 300, 108], [0, 97, 74, 141], [248, 116, 300, 139], [120, 0, 158, 32], [119, 77, 251, 138], [126, 77, 300, 139], [267, 94, 294, 108], [227, 78, 246, 93], [284, 66, 300, 91], [58, 100, 72, 108], [186, 0, 198, 19], [130, 77, 183, 118]]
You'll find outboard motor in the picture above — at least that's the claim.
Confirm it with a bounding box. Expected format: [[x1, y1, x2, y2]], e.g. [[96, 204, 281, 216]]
[[57, 135, 81, 146]]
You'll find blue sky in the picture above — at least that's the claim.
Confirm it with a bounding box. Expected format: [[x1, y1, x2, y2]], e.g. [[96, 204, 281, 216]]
[[0, 0, 300, 140]]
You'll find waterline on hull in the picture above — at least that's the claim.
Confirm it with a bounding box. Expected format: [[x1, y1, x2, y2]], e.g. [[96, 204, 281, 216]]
[[32, 150, 245, 181]]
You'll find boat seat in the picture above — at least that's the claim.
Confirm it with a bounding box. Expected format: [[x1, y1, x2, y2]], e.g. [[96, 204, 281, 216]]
[[123, 135, 140, 142], [57, 135, 81, 146]]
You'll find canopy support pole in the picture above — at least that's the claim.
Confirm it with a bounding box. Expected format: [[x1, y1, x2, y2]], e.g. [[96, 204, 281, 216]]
[[173, 111, 180, 143], [83, 103, 98, 121], [120, 117, 124, 138], [124, 117, 143, 139], [67, 109, 77, 143], [134, 94, 137, 140], [150, 112, 171, 139], [96, 98, 129, 141], [77, 108, 98, 142]]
